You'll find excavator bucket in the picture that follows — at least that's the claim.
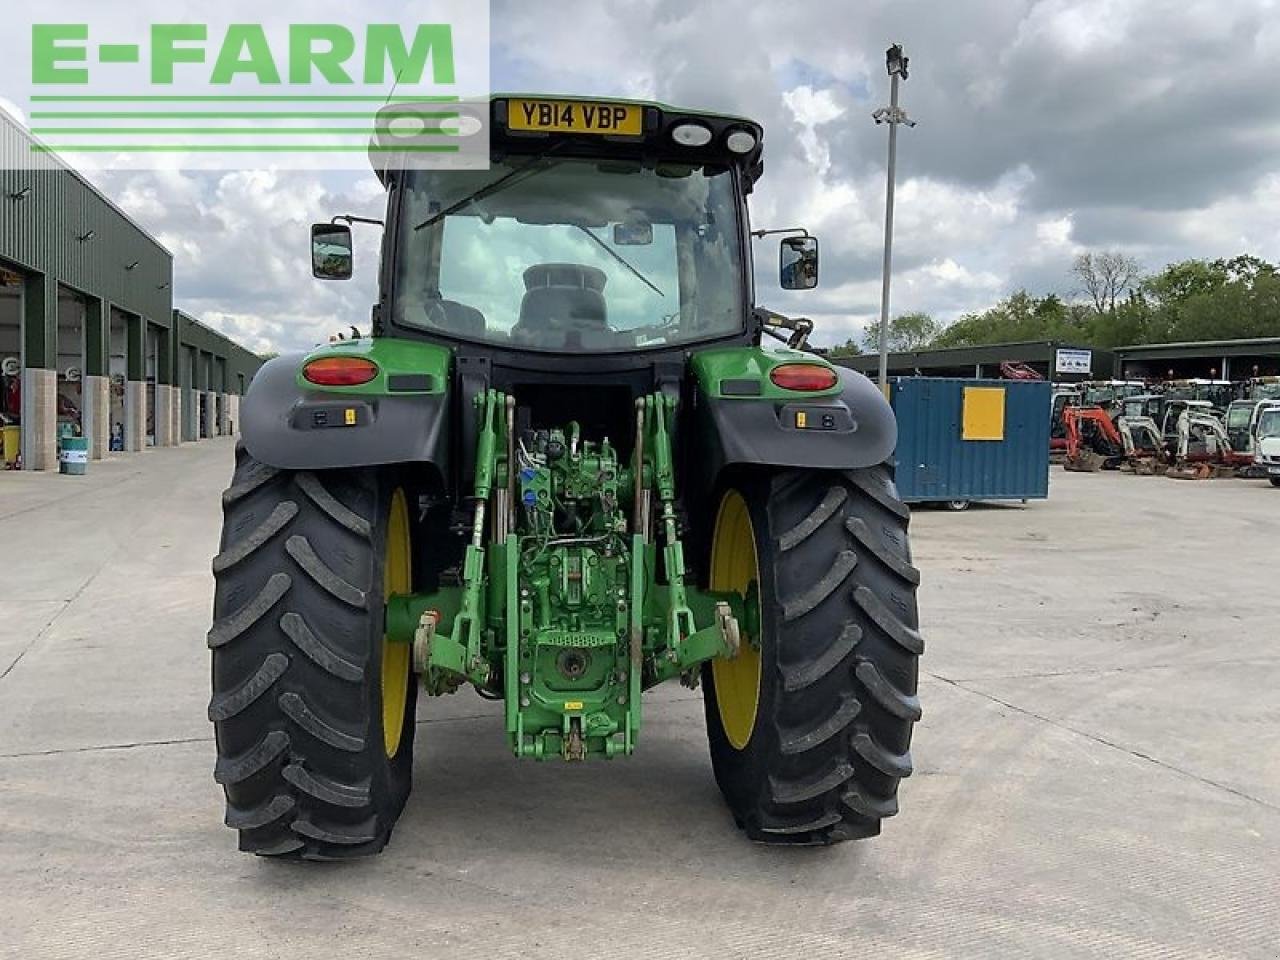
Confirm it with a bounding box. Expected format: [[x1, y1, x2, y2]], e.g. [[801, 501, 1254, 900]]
[[1121, 456, 1162, 476], [1166, 462, 1214, 480], [1065, 450, 1108, 472]]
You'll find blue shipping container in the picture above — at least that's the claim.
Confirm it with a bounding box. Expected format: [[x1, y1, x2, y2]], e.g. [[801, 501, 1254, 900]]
[[890, 377, 1051, 503]]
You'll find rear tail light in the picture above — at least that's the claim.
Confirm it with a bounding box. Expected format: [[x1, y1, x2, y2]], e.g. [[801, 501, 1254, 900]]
[[769, 363, 838, 392], [303, 356, 379, 387]]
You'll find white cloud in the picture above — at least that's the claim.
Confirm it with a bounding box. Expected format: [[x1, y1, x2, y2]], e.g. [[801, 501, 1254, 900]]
[[1036, 215, 1075, 249], [54, 0, 1280, 355]]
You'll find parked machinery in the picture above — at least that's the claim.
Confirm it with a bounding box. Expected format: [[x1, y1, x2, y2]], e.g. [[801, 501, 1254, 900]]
[[1062, 406, 1124, 472], [1050, 384, 1083, 454], [1224, 398, 1279, 476], [1167, 407, 1236, 479], [207, 93, 923, 858], [1079, 380, 1147, 416], [1160, 400, 1223, 457], [999, 361, 1044, 381], [1114, 416, 1166, 474], [1160, 378, 1234, 413], [1253, 404, 1280, 486]]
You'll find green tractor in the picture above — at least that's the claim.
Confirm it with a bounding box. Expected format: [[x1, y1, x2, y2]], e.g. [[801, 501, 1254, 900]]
[[208, 95, 922, 858]]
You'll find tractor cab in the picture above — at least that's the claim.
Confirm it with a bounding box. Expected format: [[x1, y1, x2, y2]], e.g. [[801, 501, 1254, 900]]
[[1161, 379, 1233, 412], [308, 95, 829, 472], [317, 95, 806, 359], [1226, 398, 1265, 454], [1247, 377, 1280, 401], [1121, 393, 1164, 423], [1080, 380, 1145, 413], [1160, 399, 1216, 440], [1256, 404, 1280, 482], [1050, 385, 1083, 447]]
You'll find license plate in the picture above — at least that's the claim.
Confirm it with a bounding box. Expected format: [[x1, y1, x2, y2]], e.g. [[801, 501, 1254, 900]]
[[1269, 466, 1280, 475], [508, 99, 642, 136]]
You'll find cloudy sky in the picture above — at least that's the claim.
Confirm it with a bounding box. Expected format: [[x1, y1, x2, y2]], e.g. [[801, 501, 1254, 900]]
[[12, 0, 1280, 353]]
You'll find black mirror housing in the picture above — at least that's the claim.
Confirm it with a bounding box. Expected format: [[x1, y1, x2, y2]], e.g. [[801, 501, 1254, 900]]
[[780, 235, 819, 289], [311, 223, 354, 280]]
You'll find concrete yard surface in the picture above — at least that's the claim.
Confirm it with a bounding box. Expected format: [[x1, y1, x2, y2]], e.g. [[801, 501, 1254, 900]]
[[1, 439, 1278, 959]]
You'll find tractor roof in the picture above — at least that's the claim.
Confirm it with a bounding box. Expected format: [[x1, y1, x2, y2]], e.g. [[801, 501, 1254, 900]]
[[369, 93, 765, 188]]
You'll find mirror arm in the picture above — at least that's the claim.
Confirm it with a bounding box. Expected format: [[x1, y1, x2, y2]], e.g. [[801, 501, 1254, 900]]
[[751, 227, 810, 240], [753, 307, 814, 350], [333, 214, 385, 228]]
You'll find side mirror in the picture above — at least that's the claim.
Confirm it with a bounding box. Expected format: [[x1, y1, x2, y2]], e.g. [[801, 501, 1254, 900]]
[[780, 236, 819, 290], [613, 220, 653, 245], [311, 223, 353, 280]]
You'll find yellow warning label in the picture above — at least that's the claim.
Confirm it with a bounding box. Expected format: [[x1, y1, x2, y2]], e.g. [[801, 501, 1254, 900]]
[[344, 408, 357, 426], [962, 387, 1005, 441], [563, 700, 584, 711], [796, 411, 807, 429]]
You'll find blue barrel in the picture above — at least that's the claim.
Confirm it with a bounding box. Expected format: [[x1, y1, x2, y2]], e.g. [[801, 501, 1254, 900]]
[[59, 435, 89, 476]]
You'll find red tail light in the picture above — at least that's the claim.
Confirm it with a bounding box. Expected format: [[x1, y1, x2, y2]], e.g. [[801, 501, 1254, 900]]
[[769, 363, 838, 392], [303, 356, 379, 387]]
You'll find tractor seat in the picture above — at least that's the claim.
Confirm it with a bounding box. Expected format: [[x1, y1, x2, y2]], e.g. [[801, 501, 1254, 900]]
[[401, 289, 486, 337], [428, 297, 486, 337], [514, 264, 608, 341]]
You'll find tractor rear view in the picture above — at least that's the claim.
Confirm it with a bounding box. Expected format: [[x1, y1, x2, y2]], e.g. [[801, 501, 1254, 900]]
[[208, 96, 922, 858]]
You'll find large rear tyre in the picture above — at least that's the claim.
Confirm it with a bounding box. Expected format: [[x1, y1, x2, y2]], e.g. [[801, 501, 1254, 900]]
[[208, 444, 417, 859], [702, 466, 922, 844]]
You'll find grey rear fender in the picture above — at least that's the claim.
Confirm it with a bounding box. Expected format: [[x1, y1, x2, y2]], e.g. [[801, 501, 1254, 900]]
[[239, 354, 450, 478], [690, 366, 897, 500]]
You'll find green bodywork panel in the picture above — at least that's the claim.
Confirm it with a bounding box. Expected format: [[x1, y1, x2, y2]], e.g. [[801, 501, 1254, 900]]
[[384, 389, 747, 761], [295, 337, 450, 395], [690, 345, 841, 400]]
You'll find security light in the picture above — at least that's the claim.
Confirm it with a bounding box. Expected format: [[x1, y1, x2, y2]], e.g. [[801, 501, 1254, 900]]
[[125, 261, 140, 271], [8, 186, 30, 201], [886, 44, 909, 79], [77, 230, 96, 242]]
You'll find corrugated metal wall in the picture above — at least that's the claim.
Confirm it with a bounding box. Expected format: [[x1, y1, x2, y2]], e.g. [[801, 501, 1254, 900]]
[[173, 311, 262, 394], [1, 112, 173, 327], [892, 378, 1052, 503], [1, 114, 262, 393]]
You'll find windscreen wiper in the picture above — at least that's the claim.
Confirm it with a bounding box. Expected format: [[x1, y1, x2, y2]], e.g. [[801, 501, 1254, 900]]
[[413, 144, 563, 233], [569, 224, 664, 297]]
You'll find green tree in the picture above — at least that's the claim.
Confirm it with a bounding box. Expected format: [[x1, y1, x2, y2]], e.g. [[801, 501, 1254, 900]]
[[1136, 256, 1280, 344], [828, 338, 863, 357], [1072, 251, 1142, 314], [929, 292, 1089, 348], [924, 252, 1279, 351], [864, 311, 940, 352]]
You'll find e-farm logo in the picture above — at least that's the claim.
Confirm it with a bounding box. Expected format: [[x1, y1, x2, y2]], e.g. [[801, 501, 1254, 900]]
[[16, 16, 489, 170]]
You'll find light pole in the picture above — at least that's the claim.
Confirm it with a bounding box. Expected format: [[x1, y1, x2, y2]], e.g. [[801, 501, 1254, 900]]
[[873, 43, 915, 390]]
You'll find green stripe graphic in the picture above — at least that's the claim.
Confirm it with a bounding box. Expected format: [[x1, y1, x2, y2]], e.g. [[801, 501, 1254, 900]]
[[31, 128, 458, 136], [30, 95, 460, 103], [30, 144, 461, 153], [32, 111, 457, 119]]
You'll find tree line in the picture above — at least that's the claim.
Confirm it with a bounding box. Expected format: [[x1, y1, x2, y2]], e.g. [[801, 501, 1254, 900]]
[[830, 253, 1280, 356]]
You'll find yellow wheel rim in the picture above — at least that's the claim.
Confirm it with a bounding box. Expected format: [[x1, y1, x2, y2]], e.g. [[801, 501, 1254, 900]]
[[710, 490, 762, 750], [381, 489, 412, 758]]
